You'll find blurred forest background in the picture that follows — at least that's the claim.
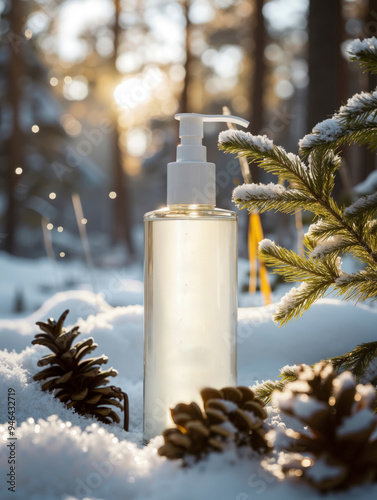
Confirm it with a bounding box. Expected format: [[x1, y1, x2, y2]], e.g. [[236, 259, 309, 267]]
[[1, 0, 377, 266]]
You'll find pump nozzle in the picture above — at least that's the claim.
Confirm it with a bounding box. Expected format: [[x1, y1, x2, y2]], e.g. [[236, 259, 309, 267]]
[[167, 112, 249, 206], [175, 113, 249, 138]]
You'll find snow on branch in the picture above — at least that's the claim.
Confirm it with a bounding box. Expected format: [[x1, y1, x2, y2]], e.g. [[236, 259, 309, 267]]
[[233, 182, 286, 202], [338, 90, 377, 119], [219, 130, 310, 191], [335, 269, 377, 302], [258, 238, 276, 253], [218, 129, 274, 152], [232, 182, 317, 214], [299, 39, 377, 153], [310, 235, 355, 259], [299, 118, 345, 151], [344, 192, 377, 218], [348, 37, 377, 57], [347, 37, 377, 74], [306, 219, 345, 241], [273, 282, 312, 324], [335, 273, 354, 286], [311, 236, 342, 258], [272, 278, 337, 325], [306, 219, 324, 237]]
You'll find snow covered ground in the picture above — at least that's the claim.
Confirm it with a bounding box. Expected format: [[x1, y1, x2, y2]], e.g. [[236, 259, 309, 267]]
[[1, 252, 377, 500]]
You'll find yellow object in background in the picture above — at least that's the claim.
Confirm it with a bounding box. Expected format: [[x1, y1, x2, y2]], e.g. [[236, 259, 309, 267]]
[[222, 106, 271, 305], [248, 212, 272, 304]]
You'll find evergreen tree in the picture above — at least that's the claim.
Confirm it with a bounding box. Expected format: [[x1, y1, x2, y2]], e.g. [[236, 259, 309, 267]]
[[219, 36, 377, 397], [0, 0, 89, 255], [219, 36, 377, 326]]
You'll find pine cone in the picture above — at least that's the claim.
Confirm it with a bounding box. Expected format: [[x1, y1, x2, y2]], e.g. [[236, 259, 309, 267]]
[[275, 361, 377, 491], [158, 386, 272, 461], [32, 309, 129, 430]]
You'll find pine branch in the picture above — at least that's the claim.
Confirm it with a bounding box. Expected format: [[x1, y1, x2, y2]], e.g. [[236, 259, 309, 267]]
[[369, 219, 377, 236], [307, 150, 340, 199], [299, 119, 377, 156], [258, 239, 338, 282], [256, 240, 357, 325], [255, 365, 300, 405], [310, 195, 376, 265], [344, 192, 377, 220], [310, 235, 368, 261], [255, 380, 285, 405], [298, 118, 345, 156], [219, 130, 311, 193], [298, 44, 377, 169], [329, 341, 377, 380], [326, 206, 377, 265], [221, 131, 377, 265], [335, 269, 377, 302], [337, 89, 377, 127], [220, 36, 377, 327], [306, 218, 356, 241], [348, 37, 377, 74], [233, 183, 318, 214], [273, 280, 335, 325], [361, 221, 377, 252]]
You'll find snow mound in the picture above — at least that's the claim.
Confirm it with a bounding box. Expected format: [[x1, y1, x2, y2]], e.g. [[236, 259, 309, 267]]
[[0, 290, 114, 352], [1, 289, 377, 499], [32, 290, 113, 323]]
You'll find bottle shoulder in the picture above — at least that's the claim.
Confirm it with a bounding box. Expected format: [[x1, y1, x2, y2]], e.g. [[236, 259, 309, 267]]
[[144, 205, 237, 221]]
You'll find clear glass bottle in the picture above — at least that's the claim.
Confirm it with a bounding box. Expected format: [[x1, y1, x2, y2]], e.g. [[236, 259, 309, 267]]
[[143, 204, 237, 442], [143, 113, 249, 443]]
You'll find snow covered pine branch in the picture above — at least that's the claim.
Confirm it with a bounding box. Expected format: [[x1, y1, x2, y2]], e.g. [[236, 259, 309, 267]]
[[299, 38, 377, 156], [218, 36, 377, 325]]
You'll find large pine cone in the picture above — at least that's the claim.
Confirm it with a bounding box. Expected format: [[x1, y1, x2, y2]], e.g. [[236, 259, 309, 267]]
[[158, 386, 272, 461], [32, 310, 128, 429], [275, 362, 377, 491]]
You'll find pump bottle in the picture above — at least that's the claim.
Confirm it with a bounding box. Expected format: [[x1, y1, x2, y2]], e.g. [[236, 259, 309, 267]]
[[143, 113, 249, 442]]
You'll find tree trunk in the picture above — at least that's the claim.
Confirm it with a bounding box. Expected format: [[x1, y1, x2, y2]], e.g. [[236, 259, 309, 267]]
[[363, 0, 377, 179], [250, 0, 265, 137], [180, 0, 192, 113], [240, 0, 267, 258], [308, 0, 342, 130], [308, 0, 344, 197], [5, 0, 23, 254], [248, 0, 266, 184], [112, 0, 134, 256]]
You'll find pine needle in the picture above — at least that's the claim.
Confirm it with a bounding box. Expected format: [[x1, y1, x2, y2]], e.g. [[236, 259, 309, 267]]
[[329, 341, 377, 380], [255, 366, 300, 405]]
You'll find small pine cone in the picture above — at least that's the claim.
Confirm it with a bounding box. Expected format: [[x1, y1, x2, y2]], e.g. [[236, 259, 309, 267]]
[[32, 310, 128, 430], [158, 386, 272, 461], [275, 361, 377, 491]]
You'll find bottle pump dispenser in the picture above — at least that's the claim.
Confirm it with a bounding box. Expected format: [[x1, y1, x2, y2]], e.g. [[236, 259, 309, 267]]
[[143, 113, 249, 442], [167, 114, 249, 206]]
